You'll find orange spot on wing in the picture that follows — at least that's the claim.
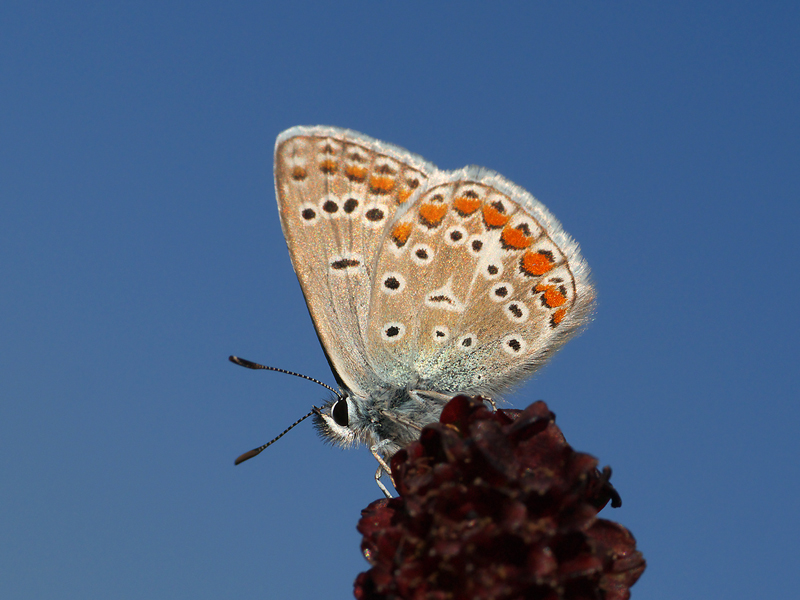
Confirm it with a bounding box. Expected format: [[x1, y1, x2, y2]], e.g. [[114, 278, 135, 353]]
[[535, 284, 567, 308], [501, 226, 533, 249], [397, 189, 412, 203], [552, 308, 566, 326], [319, 159, 337, 174], [391, 222, 413, 246], [345, 165, 367, 182], [291, 166, 307, 180], [521, 251, 555, 276], [482, 203, 510, 228], [369, 175, 395, 194], [419, 203, 448, 227], [453, 196, 481, 216]]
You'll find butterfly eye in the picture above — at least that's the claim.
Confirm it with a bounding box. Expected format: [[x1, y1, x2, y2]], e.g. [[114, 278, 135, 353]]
[[332, 399, 349, 427]]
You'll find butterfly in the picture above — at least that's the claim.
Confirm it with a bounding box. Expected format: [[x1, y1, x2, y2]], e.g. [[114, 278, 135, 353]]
[[233, 126, 594, 494]]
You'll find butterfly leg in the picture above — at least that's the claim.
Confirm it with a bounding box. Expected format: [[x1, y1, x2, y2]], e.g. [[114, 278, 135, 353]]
[[374, 465, 393, 498], [370, 442, 396, 498], [409, 389, 453, 406]]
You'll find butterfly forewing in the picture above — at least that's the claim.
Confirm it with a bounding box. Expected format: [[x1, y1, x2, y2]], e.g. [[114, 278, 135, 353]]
[[274, 126, 436, 396], [365, 167, 595, 396]]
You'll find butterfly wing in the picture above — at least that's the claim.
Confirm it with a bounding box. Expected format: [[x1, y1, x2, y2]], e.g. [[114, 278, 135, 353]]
[[365, 166, 595, 397], [274, 126, 437, 396]]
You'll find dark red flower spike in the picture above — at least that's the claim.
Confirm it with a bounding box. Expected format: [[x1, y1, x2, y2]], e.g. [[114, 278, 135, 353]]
[[355, 396, 645, 600]]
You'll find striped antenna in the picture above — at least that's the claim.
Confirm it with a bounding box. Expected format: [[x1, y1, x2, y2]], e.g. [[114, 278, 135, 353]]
[[229, 355, 336, 464]]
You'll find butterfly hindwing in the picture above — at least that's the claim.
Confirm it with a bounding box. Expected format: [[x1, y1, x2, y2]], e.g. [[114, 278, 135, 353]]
[[365, 167, 595, 397]]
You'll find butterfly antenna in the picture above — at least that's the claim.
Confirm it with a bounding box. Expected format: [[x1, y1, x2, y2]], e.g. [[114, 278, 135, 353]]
[[233, 407, 319, 465], [229, 355, 339, 394], [229, 355, 336, 465]]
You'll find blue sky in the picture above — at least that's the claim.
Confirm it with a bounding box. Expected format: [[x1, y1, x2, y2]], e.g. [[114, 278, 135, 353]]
[[2, 2, 798, 598]]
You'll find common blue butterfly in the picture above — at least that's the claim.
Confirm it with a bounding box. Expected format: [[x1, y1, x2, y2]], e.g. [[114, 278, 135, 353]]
[[233, 126, 594, 495]]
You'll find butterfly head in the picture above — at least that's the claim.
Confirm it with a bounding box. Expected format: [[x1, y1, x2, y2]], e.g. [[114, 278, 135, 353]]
[[313, 392, 364, 449]]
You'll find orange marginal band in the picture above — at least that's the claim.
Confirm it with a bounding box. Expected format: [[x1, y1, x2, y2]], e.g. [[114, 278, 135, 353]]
[[319, 159, 338, 174], [501, 226, 533, 249], [392, 222, 413, 246], [536, 284, 567, 308], [453, 195, 481, 216], [345, 165, 367, 182], [419, 203, 448, 227], [482, 203, 511, 228], [521, 251, 554, 276], [369, 175, 395, 194]]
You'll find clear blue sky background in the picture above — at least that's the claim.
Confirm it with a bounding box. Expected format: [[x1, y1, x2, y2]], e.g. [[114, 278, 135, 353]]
[[2, 3, 798, 599]]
